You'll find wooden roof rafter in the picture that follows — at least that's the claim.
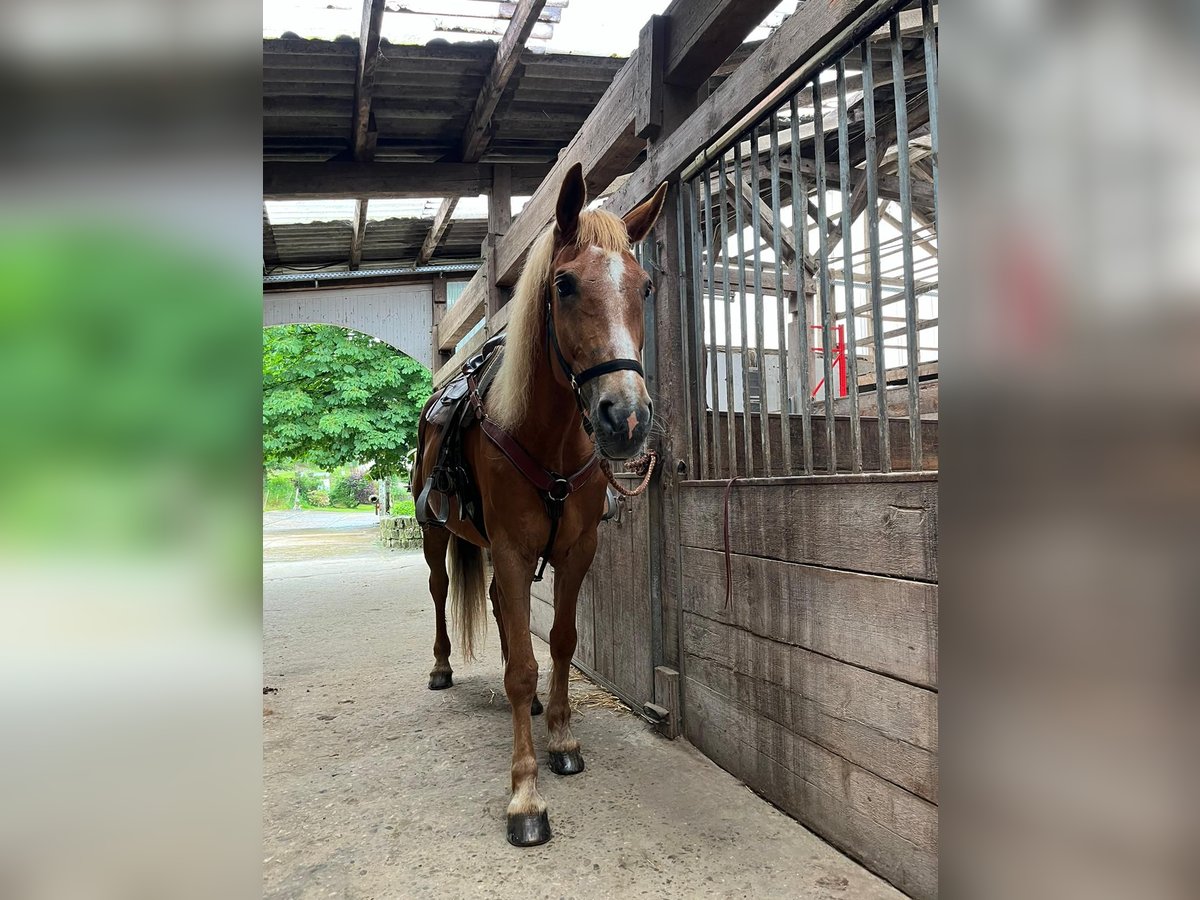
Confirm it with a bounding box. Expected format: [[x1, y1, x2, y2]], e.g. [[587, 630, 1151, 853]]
[[349, 0, 388, 270]]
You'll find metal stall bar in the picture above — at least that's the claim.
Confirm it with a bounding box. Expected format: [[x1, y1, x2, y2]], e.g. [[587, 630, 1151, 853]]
[[789, 94, 814, 475], [717, 152, 738, 475], [732, 141, 754, 472], [811, 77, 838, 473], [923, 0, 939, 231], [674, 186, 697, 479], [748, 123, 772, 475], [703, 165, 723, 478], [686, 178, 710, 478], [890, 15, 922, 470], [768, 110, 793, 474], [835, 59, 863, 473], [860, 40, 891, 472]]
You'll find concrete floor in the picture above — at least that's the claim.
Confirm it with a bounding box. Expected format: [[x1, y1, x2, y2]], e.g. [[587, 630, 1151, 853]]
[[263, 512, 905, 900]]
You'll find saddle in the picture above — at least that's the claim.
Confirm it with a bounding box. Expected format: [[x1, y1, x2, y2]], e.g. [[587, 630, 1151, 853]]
[[414, 333, 506, 538]]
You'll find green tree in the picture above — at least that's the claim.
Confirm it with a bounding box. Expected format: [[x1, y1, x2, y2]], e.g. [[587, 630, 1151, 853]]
[[263, 325, 431, 477]]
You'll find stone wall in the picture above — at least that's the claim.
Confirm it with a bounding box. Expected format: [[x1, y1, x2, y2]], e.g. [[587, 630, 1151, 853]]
[[379, 516, 423, 549]]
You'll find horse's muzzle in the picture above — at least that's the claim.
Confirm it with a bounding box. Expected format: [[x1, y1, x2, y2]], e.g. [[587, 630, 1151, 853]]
[[593, 396, 652, 460]]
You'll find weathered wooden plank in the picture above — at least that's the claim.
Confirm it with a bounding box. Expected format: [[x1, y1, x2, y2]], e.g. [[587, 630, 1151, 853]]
[[492, 58, 642, 287], [662, 0, 781, 89], [435, 268, 486, 351], [685, 677, 937, 900], [415, 197, 459, 266], [460, 0, 549, 162], [635, 15, 666, 140], [432, 326, 485, 388], [608, 492, 653, 705], [681, 545, 937, 688], [349, 198, 368, 269], [682, 612, 937, 801], [653, 666, 681, 739], [607, 0, 896, 217], [262, 161, 551, 199], [678, 477, 938, 580], [352, 0, 387, 162]]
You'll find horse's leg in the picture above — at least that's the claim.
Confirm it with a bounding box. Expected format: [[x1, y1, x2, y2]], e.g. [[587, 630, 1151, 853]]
[[423, 526, 454, 690], [492, 543, 550, 846], [546, 533, 596, 776], [491, 575, 543, 716]]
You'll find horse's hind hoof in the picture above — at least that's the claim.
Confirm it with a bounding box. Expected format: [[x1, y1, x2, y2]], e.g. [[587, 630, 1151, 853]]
[[428, 671, 453, 690], [548, 749, 585, 776], [506, 810, 551, 847], [530, 695, 543, 716]]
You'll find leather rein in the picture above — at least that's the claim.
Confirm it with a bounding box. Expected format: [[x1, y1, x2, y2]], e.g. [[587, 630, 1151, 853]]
[[468, 298, 650, 582]]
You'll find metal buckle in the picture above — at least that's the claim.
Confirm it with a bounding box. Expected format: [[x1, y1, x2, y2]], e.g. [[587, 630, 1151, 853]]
[[547, 477, 571, 502]]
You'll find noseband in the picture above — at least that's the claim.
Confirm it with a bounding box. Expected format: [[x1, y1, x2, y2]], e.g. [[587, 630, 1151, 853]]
[[545, 300, 644, 437]]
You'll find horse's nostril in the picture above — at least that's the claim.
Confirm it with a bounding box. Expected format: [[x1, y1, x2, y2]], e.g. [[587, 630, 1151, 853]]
[[598, 398, 621, 433]]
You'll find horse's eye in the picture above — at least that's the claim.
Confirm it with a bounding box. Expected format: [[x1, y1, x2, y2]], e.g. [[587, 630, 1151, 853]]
[[556, 275, 576, 297], [643, 281, 652, 299]]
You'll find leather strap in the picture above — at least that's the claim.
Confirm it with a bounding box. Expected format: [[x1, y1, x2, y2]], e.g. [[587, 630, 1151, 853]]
[[480, 418, 599, 498]]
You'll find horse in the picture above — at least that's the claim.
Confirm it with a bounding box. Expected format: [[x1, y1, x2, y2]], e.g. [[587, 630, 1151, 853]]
[[411, 162, 668, 846]]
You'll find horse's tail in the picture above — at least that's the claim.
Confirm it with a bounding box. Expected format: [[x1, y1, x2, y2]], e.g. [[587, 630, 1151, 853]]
[[448, 535, 487, 661]]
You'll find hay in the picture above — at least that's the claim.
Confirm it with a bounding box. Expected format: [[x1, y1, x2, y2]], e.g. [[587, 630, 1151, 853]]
[[567, 666, 630, 714]]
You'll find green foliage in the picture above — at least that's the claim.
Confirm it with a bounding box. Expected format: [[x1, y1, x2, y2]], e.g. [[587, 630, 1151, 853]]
[[330, 472, 374, 508], [263, 472, 296, 510], [263, 325, 431, 477], [305, 489, 331, 507]]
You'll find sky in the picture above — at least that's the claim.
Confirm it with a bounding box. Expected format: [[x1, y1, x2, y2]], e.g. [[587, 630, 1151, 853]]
[[263, 0, 798, 57]]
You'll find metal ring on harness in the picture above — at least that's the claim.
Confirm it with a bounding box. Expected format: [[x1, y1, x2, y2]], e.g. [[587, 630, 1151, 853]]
[[547, 477, 571, 502]]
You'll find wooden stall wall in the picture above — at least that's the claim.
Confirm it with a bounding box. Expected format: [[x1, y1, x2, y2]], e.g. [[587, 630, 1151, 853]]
[[677, 473, 938, 900]]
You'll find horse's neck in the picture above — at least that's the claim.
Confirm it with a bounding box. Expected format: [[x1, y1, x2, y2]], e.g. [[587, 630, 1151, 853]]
[[511, 326, 592, 474]]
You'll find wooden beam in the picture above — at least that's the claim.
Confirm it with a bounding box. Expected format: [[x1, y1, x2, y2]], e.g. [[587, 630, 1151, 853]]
[[488, 165, 512, 235], [416, 198, 459, 266], [635, 15, 667, 140], [663, 0, 782, 89], [433, 302, 512, 387], [352, 0, 387, 162], [349, 198, 368, 269], [436, 268, 486, 350], [262, 204, 280, 268], [431, 275, 450, 367], [262, 162, 552, 199], [460, 0, 548, 162], [607, 0, 897, 218], [486, 0, 777, 290]]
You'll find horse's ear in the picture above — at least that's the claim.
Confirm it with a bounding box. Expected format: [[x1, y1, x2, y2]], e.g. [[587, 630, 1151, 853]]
[[623, 181, 669, 244], [556, 162, 587, 244]]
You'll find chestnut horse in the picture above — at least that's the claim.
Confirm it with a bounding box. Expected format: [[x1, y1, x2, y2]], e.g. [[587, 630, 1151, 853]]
[[412, 163, 668, 846]]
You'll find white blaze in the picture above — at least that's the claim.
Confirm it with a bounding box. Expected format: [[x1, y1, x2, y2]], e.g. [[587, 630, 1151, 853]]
[[605, 250, 625, 293]]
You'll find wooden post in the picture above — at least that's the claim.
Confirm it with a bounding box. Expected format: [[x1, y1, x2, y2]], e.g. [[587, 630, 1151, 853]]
[[431, 275, 450, 368], [653, 666, 681, 739], [485, 165, 512, 329]]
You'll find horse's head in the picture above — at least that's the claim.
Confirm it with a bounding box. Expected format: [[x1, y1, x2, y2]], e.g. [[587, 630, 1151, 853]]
[[549, 164, 668, 460]]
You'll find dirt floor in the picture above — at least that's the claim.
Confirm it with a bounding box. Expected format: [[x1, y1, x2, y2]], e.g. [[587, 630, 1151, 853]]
[[263, 511, 906, 900]]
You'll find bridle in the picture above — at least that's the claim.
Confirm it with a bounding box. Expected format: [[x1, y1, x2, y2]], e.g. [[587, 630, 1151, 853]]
[[544, 298, 644, 438]]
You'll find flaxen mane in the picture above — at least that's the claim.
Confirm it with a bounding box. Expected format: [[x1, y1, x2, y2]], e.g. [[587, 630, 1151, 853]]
[[488, 209, 631, 429]]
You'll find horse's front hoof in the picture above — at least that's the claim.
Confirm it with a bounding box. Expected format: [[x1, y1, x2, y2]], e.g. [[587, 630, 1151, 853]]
[[506, 810, 551, 847], [530, 695, 543, 716], [428, 671, 453, 690], [548, 748, 585, 776]]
